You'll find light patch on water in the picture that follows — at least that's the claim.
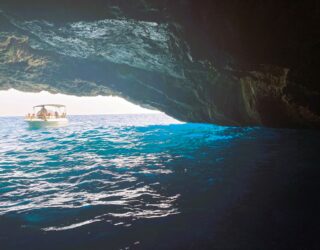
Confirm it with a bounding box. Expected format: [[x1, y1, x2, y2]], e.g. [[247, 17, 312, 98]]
[[43, 218, 102, 231]]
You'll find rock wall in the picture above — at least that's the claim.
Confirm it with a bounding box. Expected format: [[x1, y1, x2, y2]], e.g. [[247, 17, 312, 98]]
[[0, 0, 319, 128]]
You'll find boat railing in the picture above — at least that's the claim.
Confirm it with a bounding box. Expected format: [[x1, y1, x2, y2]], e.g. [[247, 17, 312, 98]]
[[25, 113, 67, 120]]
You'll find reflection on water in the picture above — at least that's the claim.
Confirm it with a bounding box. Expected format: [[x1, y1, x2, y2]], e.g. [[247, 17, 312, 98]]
[[0, 115, 184, 225], [0, 114, 319, 249]]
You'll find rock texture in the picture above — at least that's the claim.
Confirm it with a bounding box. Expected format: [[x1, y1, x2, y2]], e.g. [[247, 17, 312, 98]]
[[0, 0, 319, 128]]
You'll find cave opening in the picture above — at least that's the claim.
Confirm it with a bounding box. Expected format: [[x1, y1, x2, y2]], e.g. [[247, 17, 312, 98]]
[[0, 88, 160, 116], [0, 88, 182, 126], [0, 88, 181, 126]]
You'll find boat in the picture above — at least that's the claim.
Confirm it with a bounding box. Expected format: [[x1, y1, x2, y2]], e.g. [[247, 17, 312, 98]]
[[25, 104, 68, 127]]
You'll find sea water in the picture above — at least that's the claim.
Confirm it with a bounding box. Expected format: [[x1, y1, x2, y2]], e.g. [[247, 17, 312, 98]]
[[0, 114, 319, 249]]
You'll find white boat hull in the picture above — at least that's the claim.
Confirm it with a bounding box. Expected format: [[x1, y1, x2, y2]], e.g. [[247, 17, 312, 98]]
[[25, 118, 68, 128]]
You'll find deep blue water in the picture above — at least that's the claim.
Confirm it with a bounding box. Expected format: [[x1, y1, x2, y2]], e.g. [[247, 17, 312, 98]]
[[0, 114, 319, 249]]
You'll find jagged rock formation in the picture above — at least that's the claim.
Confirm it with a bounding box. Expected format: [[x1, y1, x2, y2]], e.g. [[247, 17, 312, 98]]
[[0, 0, 319, 128]]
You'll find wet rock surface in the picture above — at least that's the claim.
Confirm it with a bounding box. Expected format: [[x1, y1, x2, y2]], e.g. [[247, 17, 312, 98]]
[[0, 0, 319, 128]]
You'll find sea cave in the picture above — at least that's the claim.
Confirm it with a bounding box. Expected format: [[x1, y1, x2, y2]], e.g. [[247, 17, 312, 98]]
[[1, 0, 319, 128], [0, 1, 320, 250]]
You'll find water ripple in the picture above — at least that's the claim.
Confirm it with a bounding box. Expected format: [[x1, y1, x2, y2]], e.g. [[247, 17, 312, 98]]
[[0, 114, 251, 232]]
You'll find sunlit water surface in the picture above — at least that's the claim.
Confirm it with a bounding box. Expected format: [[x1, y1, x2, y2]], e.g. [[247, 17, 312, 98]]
[[0, 114, 319, 249]]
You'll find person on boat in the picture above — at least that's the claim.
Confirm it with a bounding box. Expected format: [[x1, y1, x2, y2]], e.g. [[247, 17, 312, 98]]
[[55, 111, 59, 118], [37, 107, 48, 119]]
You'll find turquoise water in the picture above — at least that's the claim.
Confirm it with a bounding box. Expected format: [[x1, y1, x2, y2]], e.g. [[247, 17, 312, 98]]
[[0, 114, 319, 249]]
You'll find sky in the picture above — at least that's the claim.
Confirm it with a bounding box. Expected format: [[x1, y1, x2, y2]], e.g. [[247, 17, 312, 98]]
[[0, 89, 160, 116]]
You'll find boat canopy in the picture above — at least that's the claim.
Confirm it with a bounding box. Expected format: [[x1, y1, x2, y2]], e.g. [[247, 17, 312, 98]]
[[33, 104, 66, 108]]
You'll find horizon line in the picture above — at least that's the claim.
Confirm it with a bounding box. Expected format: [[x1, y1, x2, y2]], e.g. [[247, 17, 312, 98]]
[[0, 113, 165, 118]]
